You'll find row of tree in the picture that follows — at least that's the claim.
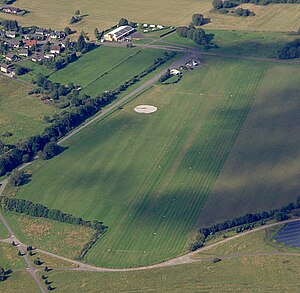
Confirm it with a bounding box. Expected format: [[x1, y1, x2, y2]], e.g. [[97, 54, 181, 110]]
[[278, 39, 300, 59], [190, 199, 300, 251], [213, 0, 300, 9], [0, 196, 107, 231]]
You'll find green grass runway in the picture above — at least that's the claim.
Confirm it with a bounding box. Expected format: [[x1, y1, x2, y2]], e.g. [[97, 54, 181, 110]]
[[15, 57, 271, 267]]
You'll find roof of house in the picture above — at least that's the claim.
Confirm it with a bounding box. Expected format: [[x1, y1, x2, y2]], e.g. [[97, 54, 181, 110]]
[[0, 64, 11, 69], [50, 45, 60, 50], [105, 26, 135, 39], [19, 48, 28, 54], [6, 31, 16, 35], [6, 53, 15, 58], [25, 39, 37, 46]]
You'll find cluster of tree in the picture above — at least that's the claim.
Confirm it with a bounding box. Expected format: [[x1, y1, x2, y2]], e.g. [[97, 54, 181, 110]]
[[190, 199, 300, 251], [0, 19, 19, 31], [14, 65, 29, 76], [212, 0, 255, 16], [1, 0, 17, 4], [0, 196, 107, 232], [94, 27, 104, 40], [192, 14, 205, 26], [69, 10, 83, 24], [176, 25, 215, 47], [8, 170, 29, 187], [278, 39, 300, 59], [159, 69, 172, 83], [118, 18, 137, 28]]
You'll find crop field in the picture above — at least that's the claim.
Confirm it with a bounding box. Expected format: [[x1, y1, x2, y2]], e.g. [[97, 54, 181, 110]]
[[198, 62, 300, 226], [50, 47, 166, 97], [1, 210, 96, 259], [274, 220, 300, 247], [0, 75, 58, 144], [15, 57, 271, 267], [1, 0, 299, 36], [164, 29, 299, 58]]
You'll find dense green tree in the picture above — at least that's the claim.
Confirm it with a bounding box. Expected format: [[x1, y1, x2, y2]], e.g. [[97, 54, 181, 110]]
[[119, 18, 129, 26], [192, 14, 204, 26], [76, 34, 86, 52], [212, 0, 223, 9], [41, 142, 60, 160], [8, 170, 27, 187]]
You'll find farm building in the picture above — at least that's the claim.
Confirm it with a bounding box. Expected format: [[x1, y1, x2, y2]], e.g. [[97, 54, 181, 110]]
[[104, 26, 135, 42]]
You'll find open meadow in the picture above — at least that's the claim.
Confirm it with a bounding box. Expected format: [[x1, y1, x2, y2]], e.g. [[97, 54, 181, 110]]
[[1, 0, 299, 37], [0, 75, 57, 144], [15, 56, 274, 268], [50, 47, 167, 97], [41, 226, 300, 292]]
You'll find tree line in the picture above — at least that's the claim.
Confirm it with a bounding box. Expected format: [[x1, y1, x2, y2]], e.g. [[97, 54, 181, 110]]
[[0, 51, 176, 177], [212, 0, 255, 16], [190, 199, 300, 251], [278, 39, 300, 59]]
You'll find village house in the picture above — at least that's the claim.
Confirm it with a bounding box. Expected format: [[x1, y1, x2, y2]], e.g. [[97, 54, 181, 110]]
[[6, 39, 22, 48], [50, 45, 61, 54], [0, 64, 12, 73], [35, 28, 45, 35], [44, 52, 55, 59], [31, 54, 45, 62], [18, 48, 29, 57], [5, 53, 16, 61], [5, 31, 16, 38], [24, 39, 37, 48]]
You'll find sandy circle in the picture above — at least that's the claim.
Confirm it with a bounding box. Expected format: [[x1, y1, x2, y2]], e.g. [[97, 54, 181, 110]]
[[134, 105, 157, 114]]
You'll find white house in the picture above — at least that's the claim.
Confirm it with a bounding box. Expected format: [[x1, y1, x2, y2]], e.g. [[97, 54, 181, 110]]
[[50, 45, 61, 54], [5, 31, 16, 38], [0, 64, 11, 73], [170, 69, 181, 75]]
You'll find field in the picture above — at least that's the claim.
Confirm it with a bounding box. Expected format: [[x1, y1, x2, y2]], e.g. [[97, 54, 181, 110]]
[[0, 75, 57, 144], [0, 221, 9, 239], [198, 62, 300, 226], [1, 210, 96, 259], [164, 29, 299, 58], [274, 220, 300, 247], [1, 0, 299, 36], [15, 56, 272, 268], [50, 46, 167, 97], [36, 226, 300, 292]]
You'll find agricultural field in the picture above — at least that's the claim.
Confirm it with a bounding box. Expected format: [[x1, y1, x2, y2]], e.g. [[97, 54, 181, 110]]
[[1, 0, 299, 36], [274, 220, 300, 248], [0, 210, 96, 259], [15, 57, 273, 268], [0, 242, 26, 270], [50, 46, 167, 97], [164, 29, 300, 58], [0, 75, 57, 144], [198, 62, 300, 226]]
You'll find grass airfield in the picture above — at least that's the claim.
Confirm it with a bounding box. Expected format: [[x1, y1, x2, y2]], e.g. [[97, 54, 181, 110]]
[[15, 56, 277, 268]]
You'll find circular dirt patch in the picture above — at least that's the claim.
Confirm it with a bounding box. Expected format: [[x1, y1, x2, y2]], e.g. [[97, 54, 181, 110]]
[[134, 105, 157, 114]]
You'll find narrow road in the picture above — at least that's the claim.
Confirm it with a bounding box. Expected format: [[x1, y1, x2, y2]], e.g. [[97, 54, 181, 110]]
[[1, 214, 299, 273], [0, 212, 46, 292]]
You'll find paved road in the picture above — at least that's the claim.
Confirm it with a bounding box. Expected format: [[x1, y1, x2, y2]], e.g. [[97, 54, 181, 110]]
[[1, 215, 299, 273]]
